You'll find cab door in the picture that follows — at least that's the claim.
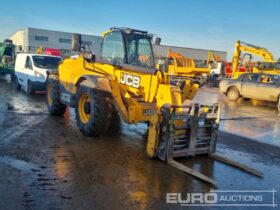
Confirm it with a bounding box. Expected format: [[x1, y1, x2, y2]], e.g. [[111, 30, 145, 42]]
[[15, 55, 26, 86], [257, 74, 279, 101], [23, 56, 34, 88], [240, 73, 259, 98]]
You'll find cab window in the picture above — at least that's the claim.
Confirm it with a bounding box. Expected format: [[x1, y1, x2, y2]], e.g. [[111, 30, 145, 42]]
[[242, 74, 259, 82], [260, 75, 274, 84], [168, 58, 174, 65], [25, 56, 33, 70], [125, 34, 154, 68], [101, 32, 125, 64]]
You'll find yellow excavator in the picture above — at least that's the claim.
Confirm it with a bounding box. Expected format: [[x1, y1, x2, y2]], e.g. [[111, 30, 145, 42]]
[[46, 27, 262, 185], [231, 40, 279, 79]]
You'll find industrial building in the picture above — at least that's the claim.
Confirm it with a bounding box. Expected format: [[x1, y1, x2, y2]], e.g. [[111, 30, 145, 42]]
[[9, 27, 102, 57], [153, 44, 227, 61], [9, 27, 227, 61]]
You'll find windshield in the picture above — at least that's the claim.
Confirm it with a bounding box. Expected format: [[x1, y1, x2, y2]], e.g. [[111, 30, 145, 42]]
[[272, 74, 280, 82], [32, 56, 62, 69], [254, 62, 276, 70], [275, 62, 280, 70], [125, 33, 154, 68], [101, 31, 125, 64]]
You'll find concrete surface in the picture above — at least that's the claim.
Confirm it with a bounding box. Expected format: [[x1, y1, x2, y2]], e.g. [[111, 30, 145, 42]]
[[0, 76, 279, 210]]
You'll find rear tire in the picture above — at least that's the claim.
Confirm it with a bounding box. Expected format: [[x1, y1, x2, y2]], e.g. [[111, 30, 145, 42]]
[[46, 75, 66, 116], [10, 73, 16, 82], [75, 80, 112, 136], [27, 80, 35, 95], [277, 96, 280, 112], [227, 87, 239, 101], [13, 75, 21, 90]]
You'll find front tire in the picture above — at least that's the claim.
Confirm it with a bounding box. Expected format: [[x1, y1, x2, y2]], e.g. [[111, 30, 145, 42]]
[[46, 75, 66, 116], [27, 80, 35, 95], [107, 106, 121, 135], [75, 80, 113, 136], [227, 87, 239, 101]]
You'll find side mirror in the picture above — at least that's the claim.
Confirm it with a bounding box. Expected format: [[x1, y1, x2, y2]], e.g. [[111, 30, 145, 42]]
[[72, 33, 81, 51], [25, 63, 32, 70], [155, 37, 161, 45]]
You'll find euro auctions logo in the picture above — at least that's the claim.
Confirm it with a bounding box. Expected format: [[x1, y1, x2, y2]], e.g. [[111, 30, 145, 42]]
[[167, 192, 218, 204], [166, 189, 277, 207]]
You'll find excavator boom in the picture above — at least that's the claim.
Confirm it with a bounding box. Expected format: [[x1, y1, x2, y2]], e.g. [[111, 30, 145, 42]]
[[231, 40, 276, 78]]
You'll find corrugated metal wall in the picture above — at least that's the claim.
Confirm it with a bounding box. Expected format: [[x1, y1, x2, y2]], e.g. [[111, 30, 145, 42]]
[[153, 44, 227, 61]]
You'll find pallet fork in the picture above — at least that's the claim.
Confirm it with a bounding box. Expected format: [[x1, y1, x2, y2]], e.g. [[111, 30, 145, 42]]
[[157, 103, 263, 186]]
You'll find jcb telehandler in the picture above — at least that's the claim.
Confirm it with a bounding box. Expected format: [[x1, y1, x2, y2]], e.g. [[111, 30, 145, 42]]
[[46, 27, 262, 185]]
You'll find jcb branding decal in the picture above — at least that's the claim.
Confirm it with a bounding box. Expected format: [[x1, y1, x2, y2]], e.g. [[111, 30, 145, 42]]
[[143, 109, 155, 116], [120, 73, 140, 89]]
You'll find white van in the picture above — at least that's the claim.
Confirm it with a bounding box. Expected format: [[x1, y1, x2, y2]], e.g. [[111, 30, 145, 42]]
[[14, 53, 62, 94]]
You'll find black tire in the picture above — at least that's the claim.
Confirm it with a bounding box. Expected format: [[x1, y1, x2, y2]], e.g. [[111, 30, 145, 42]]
[[107, 106, 121, 135], [227, 87, 239, 101], [213, 75, 220, 87], [10, 73, 16, 82], [46, 75, 66, 116], [12, 75, 21, 90], [277, 96, 280, 112], [75, 80, 113, 136], [27, 80, 35, 95]]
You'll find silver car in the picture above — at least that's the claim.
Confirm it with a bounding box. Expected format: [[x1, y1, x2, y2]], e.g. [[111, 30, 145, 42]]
[[220, 73, 280, 110]]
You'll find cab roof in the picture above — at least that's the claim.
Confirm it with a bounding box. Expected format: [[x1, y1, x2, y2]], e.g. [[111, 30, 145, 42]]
[[110, 27, 149, 35]]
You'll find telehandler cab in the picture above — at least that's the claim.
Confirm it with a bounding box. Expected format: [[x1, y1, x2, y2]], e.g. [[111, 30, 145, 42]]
[[46, 27, 262, 186]]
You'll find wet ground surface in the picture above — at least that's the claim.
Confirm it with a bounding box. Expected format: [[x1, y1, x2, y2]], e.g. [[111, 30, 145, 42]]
[[192, 86, 280, 147], [0, 76, 279, 210]]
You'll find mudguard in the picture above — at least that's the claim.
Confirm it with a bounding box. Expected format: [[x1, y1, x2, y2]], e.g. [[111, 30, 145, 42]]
[[75, 74, 112, 96]]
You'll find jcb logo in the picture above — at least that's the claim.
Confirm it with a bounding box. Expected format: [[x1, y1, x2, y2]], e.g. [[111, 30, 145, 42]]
[[143, 109, 155, 116], [120, 73, 140, 89]]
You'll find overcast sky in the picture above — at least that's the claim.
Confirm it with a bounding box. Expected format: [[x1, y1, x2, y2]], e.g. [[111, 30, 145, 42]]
[[1, 0, 280, 60]]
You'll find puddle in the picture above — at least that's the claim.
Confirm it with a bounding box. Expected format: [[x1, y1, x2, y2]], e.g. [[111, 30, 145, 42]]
[[0, 155, 40, 172]]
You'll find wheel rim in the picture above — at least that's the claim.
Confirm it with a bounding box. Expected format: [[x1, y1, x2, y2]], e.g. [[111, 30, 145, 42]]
[[78, 93, 90, 124], [47, 84, 53, 105], [230, 90, 237, 100]]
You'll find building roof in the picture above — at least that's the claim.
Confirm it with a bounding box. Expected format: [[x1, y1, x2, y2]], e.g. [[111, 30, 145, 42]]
[[27, 27, 101, 38], [158, 44, 227, 54]]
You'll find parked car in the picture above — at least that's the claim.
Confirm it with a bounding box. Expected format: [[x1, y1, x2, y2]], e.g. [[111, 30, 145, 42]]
[[220, 73, 280, 110], [14, 53, 62, 94]]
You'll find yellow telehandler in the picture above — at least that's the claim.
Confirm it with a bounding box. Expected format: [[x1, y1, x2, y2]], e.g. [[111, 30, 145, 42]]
[[46, 27, 262, 185]]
